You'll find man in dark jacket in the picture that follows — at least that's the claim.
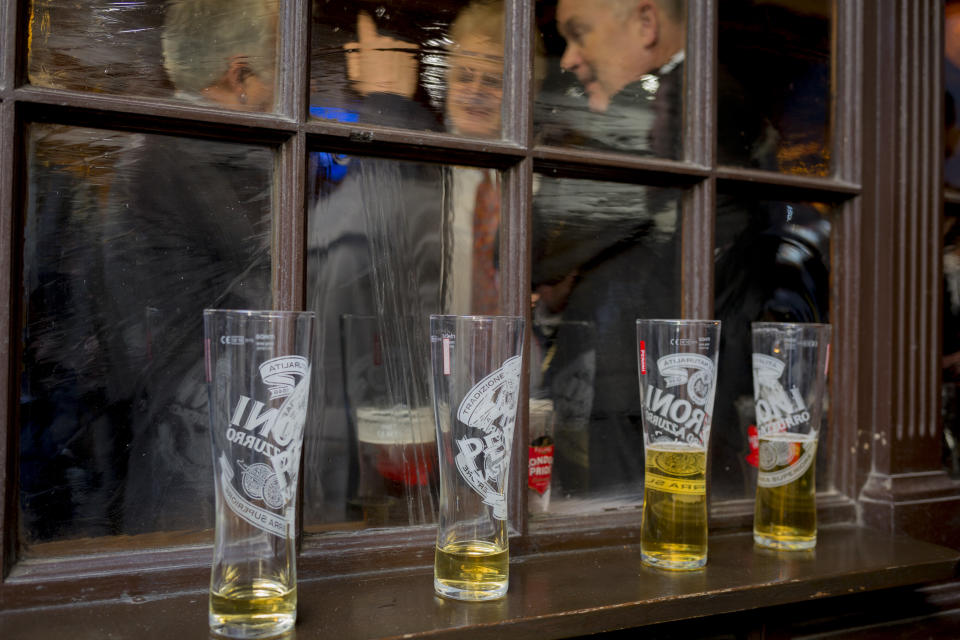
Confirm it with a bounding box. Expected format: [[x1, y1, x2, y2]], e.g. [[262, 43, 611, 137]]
[[531, 0, 686, 496]]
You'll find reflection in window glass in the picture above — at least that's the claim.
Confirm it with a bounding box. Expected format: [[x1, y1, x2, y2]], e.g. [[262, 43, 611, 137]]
[[944, 209, 960, 477], [713, 197, 832, 501], [27, 0, 279, 113], [304, 154, 502, 529], [718, 0, 833, 174], [20, 126, 273, 549], [534, 0, 686, 158], [530, 175, 682, 517], [310, 0, 505, 139]]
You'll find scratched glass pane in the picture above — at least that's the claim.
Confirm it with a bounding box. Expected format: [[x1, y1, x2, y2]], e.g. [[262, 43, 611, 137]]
[[718, 0, 834, 174], [20, 124, 272, 550], [529, 174, 682, 519], [304, 151, 504, 530], [713, 196, 833, 500], [944, 207, 960, 477], [534, 0, 687, 158], [945, 4, 960, 476], [26, 0, 279, 113], [310, 0, 505, 138]]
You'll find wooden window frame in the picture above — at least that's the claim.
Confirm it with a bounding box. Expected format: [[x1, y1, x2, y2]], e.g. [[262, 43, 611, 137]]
[[0, 0, 958, 623]]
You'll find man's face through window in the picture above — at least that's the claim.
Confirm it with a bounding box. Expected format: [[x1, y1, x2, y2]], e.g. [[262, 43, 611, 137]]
[[446, 35, 504, 138], [557, 0, 666, 113]]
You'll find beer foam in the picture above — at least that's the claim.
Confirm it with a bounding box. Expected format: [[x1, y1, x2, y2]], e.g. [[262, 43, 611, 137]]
[[529, 398, 555, 433]]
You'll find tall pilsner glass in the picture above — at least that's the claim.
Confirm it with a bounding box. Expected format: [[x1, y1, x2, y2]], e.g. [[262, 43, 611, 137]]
[[204, 309, 315, 638], [429, 314, 525, 601], [752, 322, 831, 551], [636, 319, 721, 571]]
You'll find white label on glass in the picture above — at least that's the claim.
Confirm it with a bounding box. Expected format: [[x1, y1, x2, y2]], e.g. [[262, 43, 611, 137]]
[[454, 355, 522, 520], [752, 353, 810, 434], [757, 437, 816, 488], [642, 353, 715, 447], [221, 361, 310, 538]]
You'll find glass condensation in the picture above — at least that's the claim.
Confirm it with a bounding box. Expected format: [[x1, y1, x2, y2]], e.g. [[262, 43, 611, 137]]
[[310, 1, 505, 138], [19, 125, 273, 549], [27, 0, 279, 113], [718, 0, 834, 174], [713, 197, 832, 501], [304, 152, 504, 530], [534, 0, 687, 158], [529, 175, 682, 518]]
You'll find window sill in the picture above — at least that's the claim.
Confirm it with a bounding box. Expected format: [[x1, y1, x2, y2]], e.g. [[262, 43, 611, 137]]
[[1, 525, 957, 639]]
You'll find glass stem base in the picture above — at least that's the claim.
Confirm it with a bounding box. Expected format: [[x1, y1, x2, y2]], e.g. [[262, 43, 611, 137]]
[[433, 577, 508, 601], [209, 614, 295, 639], [641, 550, 707, 571], [754, 532, 817, 551]]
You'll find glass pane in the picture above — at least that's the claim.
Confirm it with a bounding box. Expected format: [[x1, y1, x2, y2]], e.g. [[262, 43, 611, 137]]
[[947, 2, 960, 188], [713, 196, 832, 501], [305, 153, 503, 529], [944, 207, 960, 477], [945, 4, 960, 474], [27, 0, 279, 113], [529, 175, 682, 518], [718, 0, 833, 174], [534, 0, 687, 158], [20, 125, 273, 549], [310, 1, 505, 139]]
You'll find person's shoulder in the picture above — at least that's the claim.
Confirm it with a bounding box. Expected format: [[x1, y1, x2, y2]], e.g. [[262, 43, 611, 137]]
[[358, 93, 444, 132]]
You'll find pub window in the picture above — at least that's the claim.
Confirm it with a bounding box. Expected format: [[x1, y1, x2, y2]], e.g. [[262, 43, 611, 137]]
[[6, 0, 851, 564], [2, 0, 957, 636]]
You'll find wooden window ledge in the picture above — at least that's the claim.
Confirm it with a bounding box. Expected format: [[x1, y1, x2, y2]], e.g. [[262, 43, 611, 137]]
[[1, 525, 957, 639]]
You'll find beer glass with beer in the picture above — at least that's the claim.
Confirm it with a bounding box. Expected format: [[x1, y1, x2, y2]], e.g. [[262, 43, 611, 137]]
[[751, 322, 831, 551], [429, 314, 524, 601], [636, 319, 721, 571], [204, 309, 315, 638]]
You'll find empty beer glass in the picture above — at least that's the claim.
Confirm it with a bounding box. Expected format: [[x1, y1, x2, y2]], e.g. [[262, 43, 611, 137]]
[[751, 322, 831, 551], [204, 309, 315, 638], [429, 314, 525, 601], [636, 319, 721, 571]]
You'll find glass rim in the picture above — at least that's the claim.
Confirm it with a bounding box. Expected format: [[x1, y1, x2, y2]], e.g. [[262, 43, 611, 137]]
[[429, 314, 524, 321], [203, 309, 316, 319], [635, 318, 721, 326], [751, 321, 831, 330]]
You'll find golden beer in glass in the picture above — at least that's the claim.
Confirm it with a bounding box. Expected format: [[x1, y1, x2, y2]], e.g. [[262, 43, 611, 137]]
[[210, 576, 297, 634], [754, 433, 817, 549], [751, 322, 830, 551], [636, 319, 721, 571], [641, 443, 708, 569], [434, 539, 509, 599]]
